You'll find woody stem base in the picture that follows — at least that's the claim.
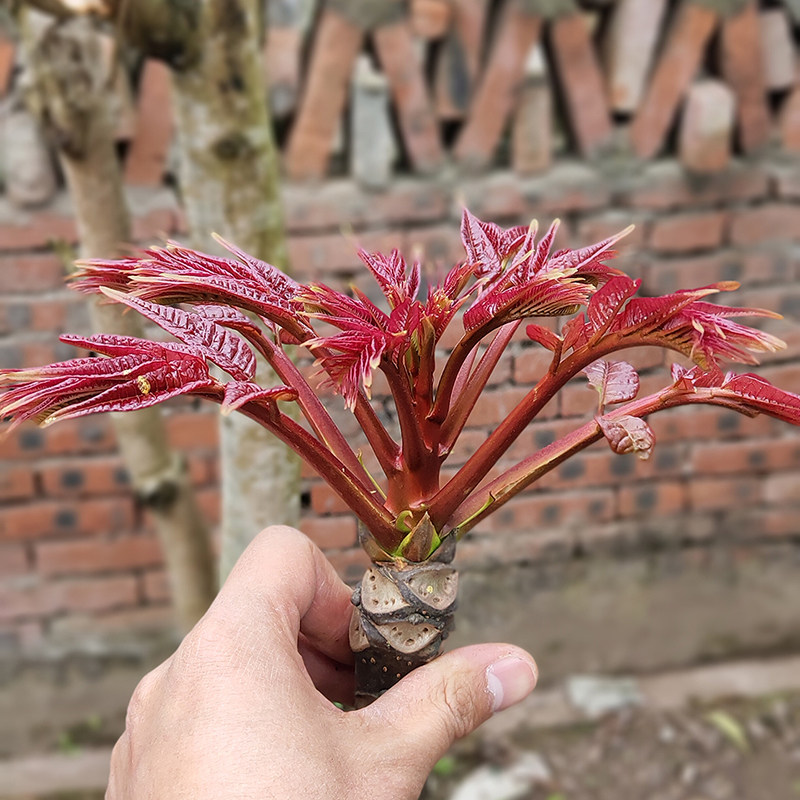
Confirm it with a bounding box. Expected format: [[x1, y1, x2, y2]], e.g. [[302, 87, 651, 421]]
[[349, 560, 458, 707]]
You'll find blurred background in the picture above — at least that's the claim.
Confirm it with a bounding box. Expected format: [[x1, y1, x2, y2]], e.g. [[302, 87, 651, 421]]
[[1, 0, 799, 797]]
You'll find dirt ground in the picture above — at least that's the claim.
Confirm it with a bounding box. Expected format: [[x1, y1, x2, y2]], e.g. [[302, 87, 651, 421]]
[[5, 691, 800, 800], [424, 691, 800, 800]]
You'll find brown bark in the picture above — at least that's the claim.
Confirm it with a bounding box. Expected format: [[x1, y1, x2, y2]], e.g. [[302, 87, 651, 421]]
[[19, 10, 216, 633], [350, 536, 458, 705], [168, 0, 301, 580]]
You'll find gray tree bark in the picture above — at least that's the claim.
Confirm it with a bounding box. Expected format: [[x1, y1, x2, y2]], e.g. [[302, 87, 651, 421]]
[[168, 0, 301, 580], [19, 10, 217, 632]]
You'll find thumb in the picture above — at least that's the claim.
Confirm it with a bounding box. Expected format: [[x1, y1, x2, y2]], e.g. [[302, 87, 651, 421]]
[[362, 644, 536, 770]]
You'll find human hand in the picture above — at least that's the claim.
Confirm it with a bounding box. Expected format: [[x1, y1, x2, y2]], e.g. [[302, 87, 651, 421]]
[[107, 526, 537, 799]]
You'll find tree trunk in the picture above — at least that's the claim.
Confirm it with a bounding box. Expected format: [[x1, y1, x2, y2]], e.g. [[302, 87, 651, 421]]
[[350, 535, 458, 706], [169, 0, 301, 581], [19, 11, 216, 633]]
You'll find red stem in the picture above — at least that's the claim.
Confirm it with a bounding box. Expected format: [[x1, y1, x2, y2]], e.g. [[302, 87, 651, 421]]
[[237, 398, 401, 549], [447, 384, 750, 533]]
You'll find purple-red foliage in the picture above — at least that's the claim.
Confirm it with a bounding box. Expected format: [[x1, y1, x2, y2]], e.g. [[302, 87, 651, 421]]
[[2, 210, 799, 559]]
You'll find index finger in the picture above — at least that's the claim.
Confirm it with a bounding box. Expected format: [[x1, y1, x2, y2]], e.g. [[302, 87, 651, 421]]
[[207, 525, 355, 666]]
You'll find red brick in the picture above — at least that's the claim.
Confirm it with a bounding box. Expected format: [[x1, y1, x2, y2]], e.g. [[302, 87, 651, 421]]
[[405, 225, 463, 270], [454, 2, 541, 170], [0, 574, 138, 622], [618, 480, 687, 518], [326, 546, 370, 584], [521, 162, 611, 216], [457, 173, 525, 221], [484, 488, 616, 533], [630, 3, 718, 159], [300, 515, 357, 550], [284, 178, 449, 233], [0, 418, 116, 461], [0, 545, 29, 576], [141, 568, 171, 602], [779, 87, 800, 154], [310, 483, 350, 515], [38, 455, 130, 498], [0, 210, 78, 253], [643, 252, 741, 295], [691, 436, 800, 476], [0, 34, 13, 97], [758, 9, 795, 92], [679, 79, 735, 175], [469, 386, 537, 428], [285, 9, 363, 180], [164, 410, 220, 451], [688, 476, 762, 511], [511, 51, 552, 176], [604, 0, 667, 113], [36, 535, 163, 576], [373, 20, 444, 174], [289, 229, 403, 279], [513, 347, 555, 385], [763, 471, 800, 505], [0, 466, 36, 501], [410, 0, 452, 39], [648, 210, 727, 254], [264, 26, 303, 118], [447, 429, 488, 467], [0, 253, 67, 293], [729, 204, 800, 247], [548, 12, 613, 158], [719, 1, 771, 154], [124, 59, 173, 186], [0, 498, 135, 542]]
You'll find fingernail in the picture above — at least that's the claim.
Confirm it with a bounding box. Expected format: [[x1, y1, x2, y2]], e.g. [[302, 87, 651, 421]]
[[486, 657, 537, 712]]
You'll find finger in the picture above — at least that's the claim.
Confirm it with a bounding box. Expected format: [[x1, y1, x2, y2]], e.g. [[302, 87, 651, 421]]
[[362, 644, 537, 772], [206, 525, 354, 664], [298, 633, 355, 706]]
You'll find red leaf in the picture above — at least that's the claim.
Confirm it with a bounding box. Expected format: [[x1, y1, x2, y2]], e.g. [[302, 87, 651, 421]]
[[525, 324, 561, 352], [101, 288, 256, 382], [598, 414, 655, 459], [587, 275, 640, 336], [221, 381, 298, 414], [584, 360, 640, 405]]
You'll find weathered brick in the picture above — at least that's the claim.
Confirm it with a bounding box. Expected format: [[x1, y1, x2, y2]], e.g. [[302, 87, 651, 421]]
[[0, 498, 135, 542], [374, 20, 444, 175], [300, 515, 357, 550], [618, 480, 687, 518], [0, 253, 67, 293], [0, 208, 77, 252], [470, 386, 538, 428], [484, 488, 616, 533], [511, 45, 552, 176], [758, 9, 795, 92], [124, 59, 173, 186], [38, 456, 130, 498], [649, 210, 727, 254], [604, 0, 667, 113], [763, 471, 800, 505], [326, 546, 371, 584], [521, 161, 611, 216], [548, 12, 613, 158], [310, 483, 350, 515], [620, 160, 769, 210], [779, 87, 800, 154], [691, 436, 800, 476], [142, 568, 171, 603], [454, 2, 541, 170], [719, 1, 771, 154], [0, 545, 29, 577], [0, 34, 13, 97], [285, 9, 363, 180], [688, 476, 763, 512], [0, 466, 36, 502], [36, 535, 163, 576], [264, 26, 303, 118], [630, 2, 718, 159], [679, 79, 735, 175], [729, 204, 800, 247], [410, 0, 452, 39]]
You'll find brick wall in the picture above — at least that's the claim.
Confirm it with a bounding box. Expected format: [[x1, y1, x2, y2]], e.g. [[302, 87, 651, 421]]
[[1, 159, 800, 657]]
